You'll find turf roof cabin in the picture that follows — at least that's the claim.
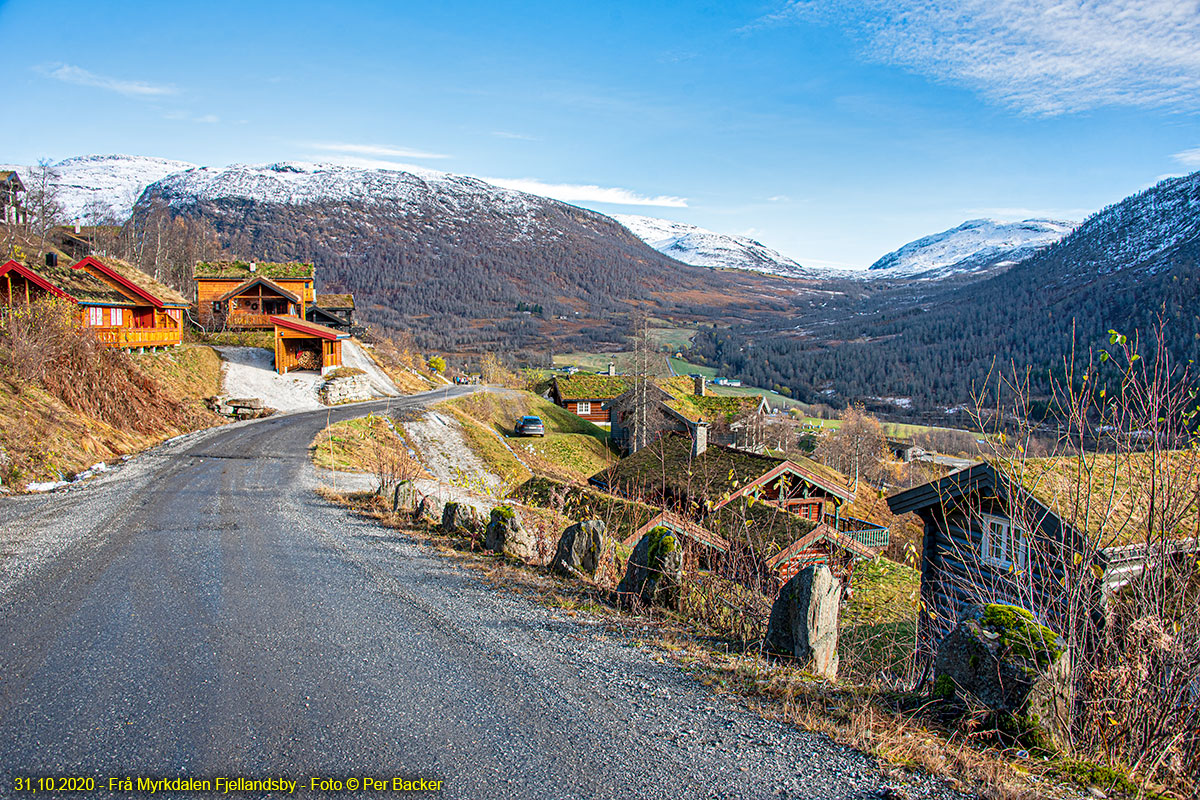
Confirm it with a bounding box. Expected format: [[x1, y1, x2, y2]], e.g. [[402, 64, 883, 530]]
[[307, 293, 357, 333], [194, 261, 315, 329], [1, 255, 189, 349], [591, 431, 888, 548], [607, 375, 771, 456], [550, 374, 630, 423], [887, 454, 1200, 662]]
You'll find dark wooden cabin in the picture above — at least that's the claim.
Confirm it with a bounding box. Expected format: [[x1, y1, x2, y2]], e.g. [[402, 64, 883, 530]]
[[888, 455, 1200, 662]]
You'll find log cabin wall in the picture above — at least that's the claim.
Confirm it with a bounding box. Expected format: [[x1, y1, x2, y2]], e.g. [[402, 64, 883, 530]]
[[564, 400, 611, 423]]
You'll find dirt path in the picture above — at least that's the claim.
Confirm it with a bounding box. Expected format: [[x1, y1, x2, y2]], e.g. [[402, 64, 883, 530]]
[[401, 409, 506, 498]]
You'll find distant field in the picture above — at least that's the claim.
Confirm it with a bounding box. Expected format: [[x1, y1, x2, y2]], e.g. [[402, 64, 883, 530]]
[[800, 416, 980, 441], [666, 356, 716, 379], [707, 383, 805, 410], [554, 351, 673, 378]]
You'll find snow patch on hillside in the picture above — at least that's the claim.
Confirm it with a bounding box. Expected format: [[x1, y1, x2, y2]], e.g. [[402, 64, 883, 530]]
[[613, 214, 813, 278], [866, 218, 1076, 279], [42, 155, 196, 220]]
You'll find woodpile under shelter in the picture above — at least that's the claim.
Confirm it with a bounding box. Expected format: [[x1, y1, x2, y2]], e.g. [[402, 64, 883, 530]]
[[270, 314, 349, 374]]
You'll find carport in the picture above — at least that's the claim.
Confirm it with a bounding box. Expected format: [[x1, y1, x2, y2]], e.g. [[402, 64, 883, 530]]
[[270, 314, 349, 374]]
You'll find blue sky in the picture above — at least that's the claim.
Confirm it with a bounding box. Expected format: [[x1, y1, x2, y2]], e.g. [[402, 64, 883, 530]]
[[2, 0, 1198, 268]]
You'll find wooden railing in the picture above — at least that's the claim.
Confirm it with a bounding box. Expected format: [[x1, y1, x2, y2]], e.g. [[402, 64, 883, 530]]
[[826, 513, 890, 550], [92, 326, 181, 349], [224, 312, 278, 329]]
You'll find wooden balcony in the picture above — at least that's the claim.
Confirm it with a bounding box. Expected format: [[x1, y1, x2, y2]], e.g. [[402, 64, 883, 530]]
[[826, 513, 890, 550], [92, 326, 182, 349], [223, 312, 276, 329]]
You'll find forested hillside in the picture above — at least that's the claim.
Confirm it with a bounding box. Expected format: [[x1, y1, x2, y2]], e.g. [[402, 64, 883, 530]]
[[693, 172, 1200, 409], [137, 164, 806, 359]]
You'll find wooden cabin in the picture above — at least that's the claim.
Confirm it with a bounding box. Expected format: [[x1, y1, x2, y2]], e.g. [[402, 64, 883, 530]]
[[307, 293, 356, 332], [1, 171, 26, 225], [271, 314, 349, 374], [550, 374, 630, 423], [591, 431, 889, 564], [194, 261, 315, 329], [608, 375, 771, 455], [887, 455, 1200, 663], [0, 255, 188, 349]]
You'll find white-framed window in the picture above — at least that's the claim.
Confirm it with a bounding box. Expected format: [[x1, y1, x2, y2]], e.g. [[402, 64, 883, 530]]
[[110, 308, 123, 327], [981, 513, 1028, 570], [87, 306, 104, 326], [576, 401, 592, 415]]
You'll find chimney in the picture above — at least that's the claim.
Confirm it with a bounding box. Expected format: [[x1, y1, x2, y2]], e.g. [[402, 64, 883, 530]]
[[607, 362, 615, 376], [693, 375, 706, 396], [690, 422, 708, 458], [249, 262, 257, 273]]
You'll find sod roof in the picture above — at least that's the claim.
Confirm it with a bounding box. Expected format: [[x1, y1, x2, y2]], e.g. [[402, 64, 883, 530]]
[[315, 293, 354, 309], [194, 260, 314, 280], [666, 394, 763, 424], [595, 431, 785, 501], [553, 374, 631, 400], [6, 256, 186, 307], [1003, 451, 1200, 545]]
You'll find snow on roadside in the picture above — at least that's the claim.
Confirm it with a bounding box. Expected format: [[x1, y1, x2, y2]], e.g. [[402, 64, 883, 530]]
[[341, 340, 401, 397], [216, 346, 323, 413]]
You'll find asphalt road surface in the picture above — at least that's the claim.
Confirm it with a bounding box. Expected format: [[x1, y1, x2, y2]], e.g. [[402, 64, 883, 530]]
[[0, 389, 959, 800]]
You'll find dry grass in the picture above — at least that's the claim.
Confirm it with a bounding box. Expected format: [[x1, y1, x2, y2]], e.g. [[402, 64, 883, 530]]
[[0, 301, 226, 486], [314, 486, 1178, 800]]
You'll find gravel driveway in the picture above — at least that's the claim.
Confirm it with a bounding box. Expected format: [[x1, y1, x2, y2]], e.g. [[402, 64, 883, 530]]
[[0, 390, 963, 799]]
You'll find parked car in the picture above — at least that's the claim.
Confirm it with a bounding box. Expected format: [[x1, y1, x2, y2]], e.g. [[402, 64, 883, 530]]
[[514, 416, 545, 437]]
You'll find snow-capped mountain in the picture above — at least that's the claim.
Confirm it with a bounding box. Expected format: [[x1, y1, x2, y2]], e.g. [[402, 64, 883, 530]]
[[612, 214, 811, 278], [867, 218, 1077, 279], [148, 161, 545, 221], [43, 155, 196, 221]]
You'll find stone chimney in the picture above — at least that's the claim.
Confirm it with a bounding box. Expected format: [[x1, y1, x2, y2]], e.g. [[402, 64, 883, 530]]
[[690, 422, 708, 458], [607, 362, 615, 376], [693, 375, 706, 396], [249, 262, 257, 273]]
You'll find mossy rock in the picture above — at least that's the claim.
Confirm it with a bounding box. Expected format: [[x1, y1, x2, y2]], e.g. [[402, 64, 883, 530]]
[[980, 604, 1064, 667]]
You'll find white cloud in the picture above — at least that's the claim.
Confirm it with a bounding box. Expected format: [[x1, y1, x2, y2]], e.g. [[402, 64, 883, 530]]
[[40, 63, 176, 97], [1173, 147, 1200, 167], [165, 110, 219, 124], [964, 206, 1092, 222], [299, 153, 446, 175], [761, 1, 1200, 115], [491, 131, 538, 141], [306, 141, 449, 159], [482, 176, 688, 207]]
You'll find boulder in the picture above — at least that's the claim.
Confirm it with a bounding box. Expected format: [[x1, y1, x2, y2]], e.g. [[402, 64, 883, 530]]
[[616, 525, 684, 609], [552, 520, 609, 578], [390, 481, 419, 513], [765, 565, 841, 680], [932, 604, 1069, 746], [484, 505, 535, 560], [413, 494, 447, 526], [442, 501, 485, 536]]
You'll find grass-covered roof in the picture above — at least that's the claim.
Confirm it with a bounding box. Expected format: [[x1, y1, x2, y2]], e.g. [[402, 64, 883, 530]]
[[553, 373, 631, 400], [595, 432, 784, 505], [13, 256, 186, 307], [1003, 450, 1200, 545], [194, 260, 314, 280], [315, 293, 354, 309]]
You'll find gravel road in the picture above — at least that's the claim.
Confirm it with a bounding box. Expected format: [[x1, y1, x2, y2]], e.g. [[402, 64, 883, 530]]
[[0, 389, 963, 800]]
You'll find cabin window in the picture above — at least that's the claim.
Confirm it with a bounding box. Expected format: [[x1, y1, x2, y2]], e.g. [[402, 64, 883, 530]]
[[981, 514, 1027, 570], [576, 401, 592, 415], [212, 301, 222, 315], [110, 308, 123, 327], [87, 307, 103, 326]]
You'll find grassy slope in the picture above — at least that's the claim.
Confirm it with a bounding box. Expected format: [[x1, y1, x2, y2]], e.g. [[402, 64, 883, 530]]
[[310, 413, 428, 477], [839, 558, 921, 679], [0, 344, 225, 487], [439, 391, 616, 484]]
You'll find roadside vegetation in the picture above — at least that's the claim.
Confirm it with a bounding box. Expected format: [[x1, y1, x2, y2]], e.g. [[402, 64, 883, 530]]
[[438, 391, 616, 483], [0, 298, 225, 487]]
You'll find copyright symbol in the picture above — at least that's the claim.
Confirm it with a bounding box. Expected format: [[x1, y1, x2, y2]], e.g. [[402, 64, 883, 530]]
[[347, 778, 359, 790]]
